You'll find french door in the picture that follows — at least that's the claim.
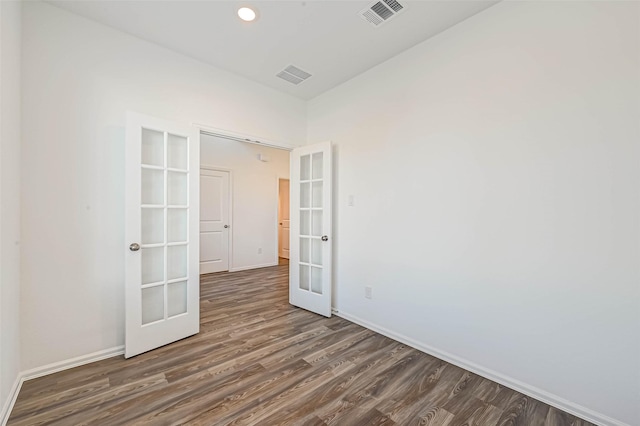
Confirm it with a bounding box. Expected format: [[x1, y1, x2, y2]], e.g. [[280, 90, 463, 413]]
[[289, 141, 332, 317], [125, 112, 200, 358]]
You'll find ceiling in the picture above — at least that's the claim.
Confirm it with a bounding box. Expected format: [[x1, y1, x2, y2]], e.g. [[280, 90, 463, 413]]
[[47, 0, 499, 100]]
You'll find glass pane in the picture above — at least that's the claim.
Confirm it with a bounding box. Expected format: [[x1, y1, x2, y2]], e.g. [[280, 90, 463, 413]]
[[300, 237, 310, 263], [141, 208, 164, 245], [142, 169, 164, 205], [168, 208, 188, 243], [300, 155, 311, 181], [168, 134, 188, 170], [168, 245, 187, 280], [312, 182, 323, 208], [312, 211, 322, 237], [299, 264, 310, 291], [141, 247, 164, 285], [168, 171, 188, 206], [168, 281, 187, 317], [142, 285, 164, 325], [311, 266, 322, 294], [300, 210, 310, 236], [300, 183, 311, 208], [141, 129, 164, 167], [311, 238, 322, 266], [312, 152, 323, 180]]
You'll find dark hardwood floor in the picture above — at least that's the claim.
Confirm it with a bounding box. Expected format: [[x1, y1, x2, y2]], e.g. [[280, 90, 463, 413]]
[[9, 259, 594, 425]]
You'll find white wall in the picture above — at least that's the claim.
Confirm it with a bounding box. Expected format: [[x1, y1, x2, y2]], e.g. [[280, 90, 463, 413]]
[[20, 1, 306, 371], [0, 0, 22, 419], [308, 2, 639, 425], [201, 135, 289, 270], [16, 1, 640, 424]]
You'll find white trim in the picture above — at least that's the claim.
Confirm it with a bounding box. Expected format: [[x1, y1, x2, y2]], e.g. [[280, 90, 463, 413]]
[[21, 346, 124, 382], [1, 374, 22, 426], [277, 176, 291, 260], [333, 310, 628, 426], [229, 261, 278, 272], [194, 123, 294, 151], [200, 165, 233, 173], [275, 176, 282, 261], [0, 346, 124, 425]]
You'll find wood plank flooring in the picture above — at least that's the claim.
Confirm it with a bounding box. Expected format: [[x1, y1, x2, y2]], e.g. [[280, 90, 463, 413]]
[[9, 260, 594, 425]]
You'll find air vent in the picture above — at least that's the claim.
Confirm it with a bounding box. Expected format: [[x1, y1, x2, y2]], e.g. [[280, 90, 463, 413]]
[[359, 0, 405, 27], [276, 65, 312, 85]]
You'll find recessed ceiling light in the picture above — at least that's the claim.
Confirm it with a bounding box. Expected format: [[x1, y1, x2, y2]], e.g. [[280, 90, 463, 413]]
[[237, 7, 256, 22]]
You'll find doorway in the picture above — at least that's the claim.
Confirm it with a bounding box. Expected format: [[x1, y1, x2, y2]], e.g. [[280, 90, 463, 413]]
[[199, 132, 291, 273], [278, 178, 290, 260]]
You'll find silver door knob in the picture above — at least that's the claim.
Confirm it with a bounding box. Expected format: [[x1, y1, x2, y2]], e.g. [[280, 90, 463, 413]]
[[224, 225, 229, 228], [321, 235, 329, 242], [129, 243, 140, 251]]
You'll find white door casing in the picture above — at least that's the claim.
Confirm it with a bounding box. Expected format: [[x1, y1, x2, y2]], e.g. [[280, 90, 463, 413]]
[[279, 178, 290, 259], [125, 112, 200, 358], [289, 141, 332, 317], [200, 169, 230, 273]]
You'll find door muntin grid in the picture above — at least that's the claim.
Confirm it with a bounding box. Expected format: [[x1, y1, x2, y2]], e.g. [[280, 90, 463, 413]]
[[140, 128, 190, 325], [299, 152, 324, 295]]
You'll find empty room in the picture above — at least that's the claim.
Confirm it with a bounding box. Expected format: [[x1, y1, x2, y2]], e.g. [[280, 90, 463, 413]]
[[0, 0, 638, 425]]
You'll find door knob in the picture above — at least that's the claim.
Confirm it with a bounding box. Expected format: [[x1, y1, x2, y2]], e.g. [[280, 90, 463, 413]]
[[129, 243, 140, 251], [321, 235, 329, 242], [224, 225, 229, 229]]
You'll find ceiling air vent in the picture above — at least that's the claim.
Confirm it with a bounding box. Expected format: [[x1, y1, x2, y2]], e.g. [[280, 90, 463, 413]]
[[276, 65, 312, 85], [359, 0, 405, 27]]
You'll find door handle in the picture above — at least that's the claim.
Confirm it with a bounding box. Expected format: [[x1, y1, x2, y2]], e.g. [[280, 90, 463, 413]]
[[129, 243, 140, 251], [321, 235, 329, 242], [224, 225, 229, 229]]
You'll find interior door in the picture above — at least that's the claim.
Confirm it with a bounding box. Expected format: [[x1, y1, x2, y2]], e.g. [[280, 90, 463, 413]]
[[200, 169, 230, 273], [125, 112, 200, 358], [279, 178, 290, 259], [289, 142, 332, 317]]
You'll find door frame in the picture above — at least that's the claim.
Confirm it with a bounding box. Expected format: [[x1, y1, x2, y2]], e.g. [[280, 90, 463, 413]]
[[195, 125, 293, 271], [194, 123, 296, 151], [277, 176, 291, 260], [200, 165, 233, 272]]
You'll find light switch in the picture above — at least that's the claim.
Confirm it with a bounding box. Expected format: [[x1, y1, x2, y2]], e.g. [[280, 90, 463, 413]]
[[348, 195, 355, 207]]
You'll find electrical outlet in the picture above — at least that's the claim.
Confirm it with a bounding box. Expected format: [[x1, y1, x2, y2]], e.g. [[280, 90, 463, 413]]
[[365, 286, 372, 299], [258, 247, 262, 254]]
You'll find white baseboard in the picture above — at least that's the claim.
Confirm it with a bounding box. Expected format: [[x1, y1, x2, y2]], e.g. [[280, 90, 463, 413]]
[[229, 262, 278, 272], [334, 310, 628, 426], [1, 374, 23, 426], [0, 346, 124, 426], [20, 346, 125, 382]]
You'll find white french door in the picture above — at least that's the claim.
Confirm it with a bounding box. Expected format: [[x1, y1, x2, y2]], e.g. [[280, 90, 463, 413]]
[[289, 141, 332, 317], [125, 112, 200, 358]]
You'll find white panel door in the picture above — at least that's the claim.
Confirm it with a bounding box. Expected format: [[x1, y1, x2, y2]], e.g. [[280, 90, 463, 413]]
[[279, 178, 290, 259], [290, 142, 332, 317], [200, 169, 230, 273], [125, 112, 200, 358]]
